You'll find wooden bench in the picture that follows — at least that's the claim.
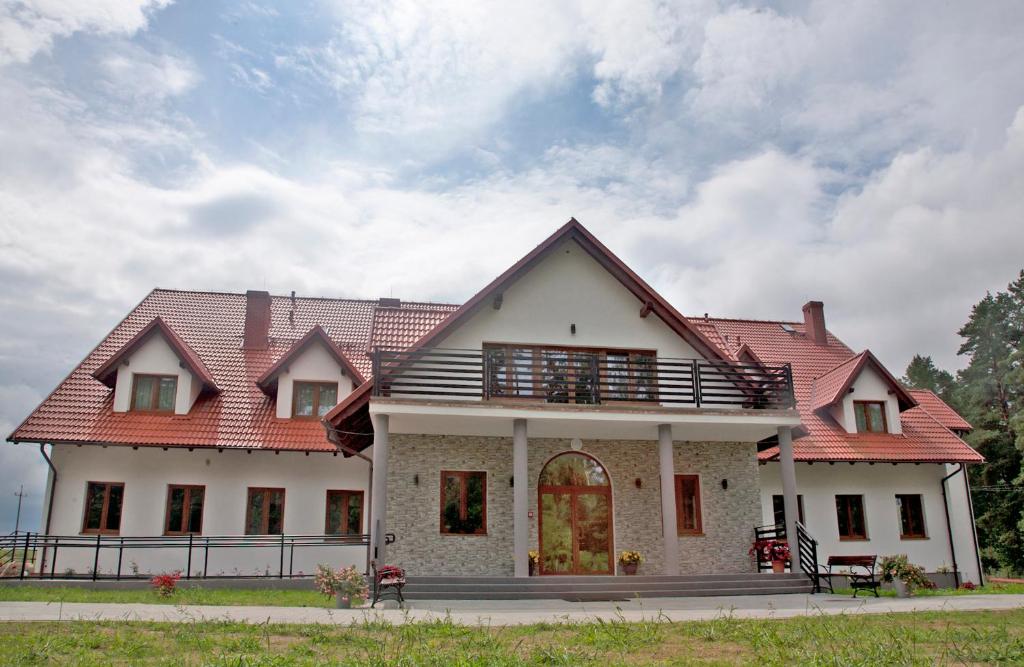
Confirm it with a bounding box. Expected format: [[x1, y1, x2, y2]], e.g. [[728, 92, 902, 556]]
[[370, 561, 406, 608], [818, 555, 879, 597]]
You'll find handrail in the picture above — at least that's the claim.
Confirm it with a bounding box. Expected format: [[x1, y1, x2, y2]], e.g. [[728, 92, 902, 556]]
[[795, 521, 821, 593], [373, 347, 795, 409], [0, 532, 396, 581]]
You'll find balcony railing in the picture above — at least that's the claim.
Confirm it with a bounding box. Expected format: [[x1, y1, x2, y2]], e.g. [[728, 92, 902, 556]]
[[371, 348, 794, 409]]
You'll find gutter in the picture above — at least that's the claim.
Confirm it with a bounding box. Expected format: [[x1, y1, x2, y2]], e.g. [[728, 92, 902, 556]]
[[940, 464, 962, 588]]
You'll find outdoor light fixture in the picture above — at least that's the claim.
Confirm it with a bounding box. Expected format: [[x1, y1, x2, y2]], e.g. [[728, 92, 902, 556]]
[[721, 479, 728, 490], [570, 323, 576, 335], [570, 437, 583, 450], [510, 476, 514, 487], [414, 474, 419, 486], [634, 478, 642, 489]]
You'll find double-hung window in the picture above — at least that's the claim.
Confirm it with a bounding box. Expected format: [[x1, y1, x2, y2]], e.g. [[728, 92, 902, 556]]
[[82, 482, 124, 534], [131, 374, 177, 412]]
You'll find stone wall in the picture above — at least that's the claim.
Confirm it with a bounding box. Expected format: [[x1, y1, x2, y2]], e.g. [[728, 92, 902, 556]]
[[385, 434, 759, 576]]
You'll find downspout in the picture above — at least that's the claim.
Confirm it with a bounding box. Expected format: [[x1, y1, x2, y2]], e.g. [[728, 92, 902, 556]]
[[940, 464, 963, 589], [39, 443, 57, 575], [964, 465, 985, 585]]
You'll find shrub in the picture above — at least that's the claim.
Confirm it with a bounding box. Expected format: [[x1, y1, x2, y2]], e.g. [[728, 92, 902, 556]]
[[314, 563, 368, 603], [150, 571, 182, 597], [880, 555, 934, 590], [960, 581, 977, 591]]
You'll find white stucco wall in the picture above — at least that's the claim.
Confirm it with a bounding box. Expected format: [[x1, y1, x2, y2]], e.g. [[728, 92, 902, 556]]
[[834, 365, 903, 435], [112, 333, 198, 415], [759, 461, 981, 583], [43, 444, 371, 577], [273, 341, 355, 419]]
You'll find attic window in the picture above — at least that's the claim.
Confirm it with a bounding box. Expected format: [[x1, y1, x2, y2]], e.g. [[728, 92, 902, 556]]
[[131, 374, 177, 412], [854, 401, 888, 433], [293, 381, 338, 418]]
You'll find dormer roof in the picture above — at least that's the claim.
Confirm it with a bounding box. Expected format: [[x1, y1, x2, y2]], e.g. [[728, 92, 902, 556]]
[[808, 350, 917, 413], [908, 389, 972, 432], [256, 325, 366, 395], [91, 316, 219, 393]]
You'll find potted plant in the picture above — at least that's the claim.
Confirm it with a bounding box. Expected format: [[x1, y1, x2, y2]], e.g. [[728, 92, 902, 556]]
[[528, 550, 540, 576], [315, 563, 368, 609], [750, 540, 790, 573], [880, 554, 933, 597], [618, 550, 643, 575]]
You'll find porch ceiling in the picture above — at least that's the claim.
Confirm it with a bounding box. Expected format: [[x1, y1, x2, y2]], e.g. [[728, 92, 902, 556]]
[[369, 398, 800, 442]]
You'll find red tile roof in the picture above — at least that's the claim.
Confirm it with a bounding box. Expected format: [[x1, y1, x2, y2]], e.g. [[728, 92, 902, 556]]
[[8, 289, 456, 452], [688, 316, 980, 463], [808, 350, 916, 413], [909, 389, 972, 432]]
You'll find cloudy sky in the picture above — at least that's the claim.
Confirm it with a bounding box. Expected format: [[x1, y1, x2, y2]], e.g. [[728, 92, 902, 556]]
[[1, 0, 1023, 531]]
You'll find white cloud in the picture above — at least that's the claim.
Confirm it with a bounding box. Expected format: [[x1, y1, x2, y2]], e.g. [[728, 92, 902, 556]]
[[101, 47, 198, 101], [0, 0, 172, 64]]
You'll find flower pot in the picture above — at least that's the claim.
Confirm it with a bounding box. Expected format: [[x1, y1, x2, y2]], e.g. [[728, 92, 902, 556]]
[[336, 593, 352, 609], [622, 562, 638, 575], [893, 580, 910, 598], [529, 561, 537, 577], [771, 560, 786, 574]]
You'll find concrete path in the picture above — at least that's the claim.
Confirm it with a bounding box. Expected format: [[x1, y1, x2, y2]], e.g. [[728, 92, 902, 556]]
[[1, 594, 1022, 626]]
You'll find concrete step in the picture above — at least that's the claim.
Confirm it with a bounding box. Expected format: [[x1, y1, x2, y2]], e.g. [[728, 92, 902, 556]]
[[406, 573, 806, 585]]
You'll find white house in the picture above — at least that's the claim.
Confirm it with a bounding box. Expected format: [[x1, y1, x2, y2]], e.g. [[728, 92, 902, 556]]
[[5, 220, 982, 589]]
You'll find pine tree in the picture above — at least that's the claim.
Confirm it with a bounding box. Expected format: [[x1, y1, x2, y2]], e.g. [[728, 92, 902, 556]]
[[901, 354, 955, 399]]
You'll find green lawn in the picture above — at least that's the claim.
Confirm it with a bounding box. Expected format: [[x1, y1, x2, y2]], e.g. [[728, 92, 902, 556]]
[[0, 585, 333, 608], [0, 610, 1022, 665], [831, 582, 1024, 597]]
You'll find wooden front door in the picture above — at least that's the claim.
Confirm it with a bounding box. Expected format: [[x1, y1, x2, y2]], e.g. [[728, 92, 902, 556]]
[[538, 452, 613, 575]]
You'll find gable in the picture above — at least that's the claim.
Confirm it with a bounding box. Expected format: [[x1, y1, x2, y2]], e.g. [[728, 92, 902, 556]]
[[111, 331, 199, 415], [435, 238, 706, 358], [272, 339, 356, 419]]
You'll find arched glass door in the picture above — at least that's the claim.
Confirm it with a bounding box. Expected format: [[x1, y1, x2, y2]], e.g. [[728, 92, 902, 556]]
[[538, 452, 613, 575]]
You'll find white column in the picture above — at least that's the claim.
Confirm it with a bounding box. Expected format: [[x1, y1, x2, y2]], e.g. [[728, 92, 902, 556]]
[[658, 424, 680, 575], [369, 413, 390, 564], [513, 418, 529, 577], [778, 426, 799, 548]]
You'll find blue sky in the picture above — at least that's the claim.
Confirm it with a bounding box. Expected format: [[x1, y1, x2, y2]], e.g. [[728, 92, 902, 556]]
[[1, 0, 1023, 531]]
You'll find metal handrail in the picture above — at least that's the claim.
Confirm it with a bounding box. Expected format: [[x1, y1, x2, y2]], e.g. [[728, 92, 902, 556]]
[[795, 521, 821, 592], [373, 347, 795, 409], [0, 532, 396, 581]]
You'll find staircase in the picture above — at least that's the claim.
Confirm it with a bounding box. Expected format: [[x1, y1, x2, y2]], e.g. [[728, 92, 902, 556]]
[[402, 572, 813, 600]]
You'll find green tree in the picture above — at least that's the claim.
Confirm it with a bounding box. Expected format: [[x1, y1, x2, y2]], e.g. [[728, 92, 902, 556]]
[[901, 354, 955, 399], [954, 271, 1024, 573]]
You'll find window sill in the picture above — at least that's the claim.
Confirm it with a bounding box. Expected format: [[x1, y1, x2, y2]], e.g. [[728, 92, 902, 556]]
[[440, 532, 488, 537], [80, 531, 120, 536], [839, 536, 869, 541], [678, 532, 705, 537], [899, 536, 929, 540]]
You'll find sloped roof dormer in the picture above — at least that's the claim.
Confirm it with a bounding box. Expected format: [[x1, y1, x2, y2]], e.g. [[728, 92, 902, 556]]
[[92, 316, 219, 393], [256, 325, 365, 396], [809, 350, 917, 414]]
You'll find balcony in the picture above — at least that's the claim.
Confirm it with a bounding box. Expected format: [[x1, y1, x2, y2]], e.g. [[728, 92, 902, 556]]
[[371, 347, 794, 411]]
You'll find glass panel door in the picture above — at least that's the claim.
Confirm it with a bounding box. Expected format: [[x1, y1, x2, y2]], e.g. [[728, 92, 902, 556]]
[[575, 493, 611, 574], [540, 492, 573, 574]]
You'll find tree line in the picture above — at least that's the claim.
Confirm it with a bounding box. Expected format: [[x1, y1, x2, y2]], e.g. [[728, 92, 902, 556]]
[[902, 270, 1023, 575]]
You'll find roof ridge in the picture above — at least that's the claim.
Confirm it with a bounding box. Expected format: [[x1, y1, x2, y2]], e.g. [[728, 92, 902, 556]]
[[149, 287, 459, 308], [688, 314, 806, 325]]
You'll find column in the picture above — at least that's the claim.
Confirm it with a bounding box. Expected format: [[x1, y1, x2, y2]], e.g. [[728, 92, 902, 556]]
[[658, 424, 680, 575], [513, 418, 529, 577], [369, 413, 390, 564], [778, 426, 799, 549]]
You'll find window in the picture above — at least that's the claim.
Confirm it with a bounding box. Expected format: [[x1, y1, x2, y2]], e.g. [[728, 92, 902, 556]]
[[835, 494, 867, 539], [853, 401, 888, 433], [164, 485, 205, 535], [131, 374, 177, 412], [675, 474, 703, 535], [245, 488, 285, 535], [897, 494, 927, 539], [326, 490, 363, 535], [293, 381, 338, 418], [82, 482, 124, 534], [440, 471, 486, 535], [771, 494, 806, 526], [483, 344, 656, 403]]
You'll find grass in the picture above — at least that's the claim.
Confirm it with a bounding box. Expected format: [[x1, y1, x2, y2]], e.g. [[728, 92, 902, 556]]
[[0, 585, 334, 608], [831, 582, 1024, 597], [0, 609, 1022, 665]]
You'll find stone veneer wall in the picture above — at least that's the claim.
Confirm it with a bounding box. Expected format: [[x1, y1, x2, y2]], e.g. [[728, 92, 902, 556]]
[[385, 434, 759, 576]]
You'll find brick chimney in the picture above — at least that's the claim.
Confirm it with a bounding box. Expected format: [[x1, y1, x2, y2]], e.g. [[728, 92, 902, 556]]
[[243, 290, 271, 350], [802, 300, 827, 346]]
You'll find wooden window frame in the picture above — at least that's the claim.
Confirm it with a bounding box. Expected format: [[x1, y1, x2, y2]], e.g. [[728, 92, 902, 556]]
[[129, 373, 177, 413], [439, 470, 487, 536], [674, 474, 703, 536], [81, 481, 125, 535], [291, 381, 339, 419], [483, 342, 657, 403], [245, 487, 286, 535], [771, 494, 806, 526], [896, 494, 928, 539], [835, 494, 868, 540], [164, 484, 205, 536], [853, 400, 888, 433], [325, 489, 364, 535]]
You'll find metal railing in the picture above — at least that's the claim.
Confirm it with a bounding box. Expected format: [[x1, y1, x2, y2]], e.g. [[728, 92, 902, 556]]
[[0, 531, 395, 581], [372, 348, 794, 409], [752, 522, 821, 592]]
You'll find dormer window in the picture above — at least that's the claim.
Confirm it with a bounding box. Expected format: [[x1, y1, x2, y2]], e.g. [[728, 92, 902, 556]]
[[293, 381, 338, 418], [854, 400, 887, 433], [131, 374, 177, 413]]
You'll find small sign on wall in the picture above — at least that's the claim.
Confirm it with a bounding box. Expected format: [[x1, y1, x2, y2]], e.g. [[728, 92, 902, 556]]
[[528, 511, 534, 519]]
